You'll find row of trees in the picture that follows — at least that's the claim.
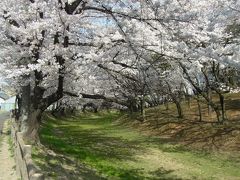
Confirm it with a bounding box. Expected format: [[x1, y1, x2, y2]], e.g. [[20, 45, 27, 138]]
[[0, 0, 240, 142]]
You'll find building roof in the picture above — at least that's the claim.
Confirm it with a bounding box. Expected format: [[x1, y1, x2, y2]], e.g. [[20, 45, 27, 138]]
[[4, 96, 16, 103], [0, 91, 9, 100]]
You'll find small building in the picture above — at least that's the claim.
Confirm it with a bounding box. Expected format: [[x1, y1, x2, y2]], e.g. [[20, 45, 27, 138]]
[[1, 96, 16, 111], [0, 97, 4, 110], [0, 91, 9, 110], [0, 97, 5, 104]]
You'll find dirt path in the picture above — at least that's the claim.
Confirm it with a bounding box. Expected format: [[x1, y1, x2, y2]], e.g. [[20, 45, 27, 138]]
[[0, 121, 18, 180], [0, 112, 10, 134]]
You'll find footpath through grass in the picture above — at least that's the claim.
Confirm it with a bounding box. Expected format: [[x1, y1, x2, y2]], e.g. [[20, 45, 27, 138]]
[[34, 111, 240, 180]]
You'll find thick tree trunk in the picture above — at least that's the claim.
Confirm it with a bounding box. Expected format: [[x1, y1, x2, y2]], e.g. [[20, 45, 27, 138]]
[[128, 98, 139, 113], [18, 98, 42, 143], [15, 2, 84, 144], [18, 84, 44, 143], [22, 109, 43, 143], [19, 85, 31, 134]]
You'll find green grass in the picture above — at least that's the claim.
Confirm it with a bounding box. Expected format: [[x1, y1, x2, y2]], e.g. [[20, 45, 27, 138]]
[[8, 135, 14, 157], [34, 111, 240, 180], [4, 120, 15, 157]]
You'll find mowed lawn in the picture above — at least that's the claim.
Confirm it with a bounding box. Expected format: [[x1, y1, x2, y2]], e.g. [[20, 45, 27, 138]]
[[33, 111, 240, 180]]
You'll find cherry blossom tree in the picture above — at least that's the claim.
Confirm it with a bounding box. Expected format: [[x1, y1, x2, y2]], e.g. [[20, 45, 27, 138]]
[[0, 0, 143, 142], [1, 0, 239, 142]]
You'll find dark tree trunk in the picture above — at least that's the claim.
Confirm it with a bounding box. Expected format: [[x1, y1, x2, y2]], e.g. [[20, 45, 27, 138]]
[[22, 108, 43, 143], [19, 85, 31, 134], [218, 93, 227, 123], [207, 89, 212, 115], [175, 100, 183, 118], [164, 96, 169, 111], [213, 106, 221, 122], [17, 84, 44, 143], [165, 81, 183, 118], [179, 63, 222, 123], [127, 98, 139, 113], [15, 1, 84, 143]]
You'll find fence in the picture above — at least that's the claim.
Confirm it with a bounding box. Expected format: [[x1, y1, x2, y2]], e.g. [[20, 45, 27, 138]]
[[11, 121, 44, 180]]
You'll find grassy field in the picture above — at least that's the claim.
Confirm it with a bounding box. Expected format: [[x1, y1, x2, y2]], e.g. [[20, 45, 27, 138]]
[[33, 105, 240, 179]]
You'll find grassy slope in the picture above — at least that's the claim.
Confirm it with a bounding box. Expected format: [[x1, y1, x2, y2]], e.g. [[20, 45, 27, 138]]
[[130, 93, 240, 152], [34, 101, 240, 180]]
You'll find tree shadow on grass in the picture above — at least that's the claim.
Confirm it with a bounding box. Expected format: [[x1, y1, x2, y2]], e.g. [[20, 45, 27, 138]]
[[34, 148, 181, 180], [149, 168, 182, 180], [38, 116, 181, 179], [40, 118, 182, 180], [51, 125, 145, 161], [125, 116, 240, 153], [33, 148, 106, 180], [39, 121, 144, 178], [152, 120, 240, 152], [111, 167, 181, 180]]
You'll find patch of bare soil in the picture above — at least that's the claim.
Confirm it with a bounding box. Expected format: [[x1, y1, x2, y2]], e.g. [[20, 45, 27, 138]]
[[0, 122, 18, 180]]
